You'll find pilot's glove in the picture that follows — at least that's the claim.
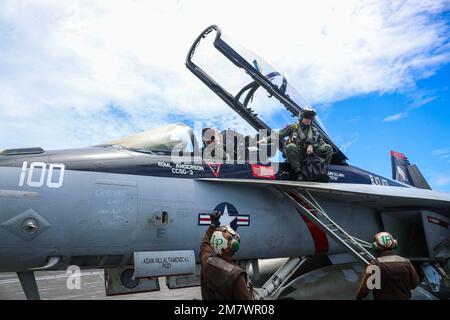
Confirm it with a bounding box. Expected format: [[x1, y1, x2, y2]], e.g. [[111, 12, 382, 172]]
[[210, 211, 222, 228]]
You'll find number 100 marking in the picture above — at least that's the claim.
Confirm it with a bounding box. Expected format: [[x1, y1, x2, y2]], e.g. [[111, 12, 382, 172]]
[[19, 162, 65, 189]]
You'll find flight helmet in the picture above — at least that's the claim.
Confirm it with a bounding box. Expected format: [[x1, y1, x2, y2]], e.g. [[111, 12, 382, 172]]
[[301, 107, 317, 120], [372, 232, 398, 251], [210, 225, 241, 255]]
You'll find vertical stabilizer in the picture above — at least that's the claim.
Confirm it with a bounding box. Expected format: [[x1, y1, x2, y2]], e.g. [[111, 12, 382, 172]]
[[390, 150, 431, 190]]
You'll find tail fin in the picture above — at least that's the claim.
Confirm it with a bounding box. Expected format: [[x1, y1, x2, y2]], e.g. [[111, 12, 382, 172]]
[[390, 150, 431, 190]]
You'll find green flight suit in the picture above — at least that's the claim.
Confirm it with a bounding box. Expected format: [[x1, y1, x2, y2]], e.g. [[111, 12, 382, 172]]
[[278, 122, 333, 173]]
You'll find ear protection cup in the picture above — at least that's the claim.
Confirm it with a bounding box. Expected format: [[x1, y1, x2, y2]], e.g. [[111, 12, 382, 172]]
[[372, 241, 378, 251], [229, 237, 240, 252]]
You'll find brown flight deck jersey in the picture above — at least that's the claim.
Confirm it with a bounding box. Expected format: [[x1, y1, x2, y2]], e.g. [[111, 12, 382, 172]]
[[199, 225, 252, 300], [357, 251, 420, 300]]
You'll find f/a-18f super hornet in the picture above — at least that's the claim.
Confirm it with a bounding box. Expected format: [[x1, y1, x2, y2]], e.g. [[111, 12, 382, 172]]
[[0, 25, 449, 300]]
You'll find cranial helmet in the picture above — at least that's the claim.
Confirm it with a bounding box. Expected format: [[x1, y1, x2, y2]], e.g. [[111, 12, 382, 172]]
[[210, 225, 241, 256], [372, 232, 398, 251], [301, 108, 317, 120]]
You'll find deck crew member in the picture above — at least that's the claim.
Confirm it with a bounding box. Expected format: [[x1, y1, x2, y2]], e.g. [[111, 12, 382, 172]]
[[356, 232, 420, 300], [199, 211, 252, 300]]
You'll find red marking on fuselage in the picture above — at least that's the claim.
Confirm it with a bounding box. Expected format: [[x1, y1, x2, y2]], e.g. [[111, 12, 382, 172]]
[[207, 163, 222, 178], [251, 164, 276, 179], [287, 191, 329, 254], [427, 216, 449, 229]]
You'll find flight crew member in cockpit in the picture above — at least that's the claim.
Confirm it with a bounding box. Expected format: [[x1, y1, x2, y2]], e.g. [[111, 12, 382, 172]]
[[201, 128, 228, 162], [266, 108, 333, 181], [199, 211, 253, 300]]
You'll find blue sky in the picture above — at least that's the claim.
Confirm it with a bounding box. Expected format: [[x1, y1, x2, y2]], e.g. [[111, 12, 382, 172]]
[[0, 1, 449, 191], [322, 61, 450, 192]]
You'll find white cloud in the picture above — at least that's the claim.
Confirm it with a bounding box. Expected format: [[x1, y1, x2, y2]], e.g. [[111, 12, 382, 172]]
[[431, 173, 450, 187], [338, 132, 359, 152], [0, 0, 449, 149], [383, 113, 407, 122], [382, 87, 441, 121], [432, 148, 450, 161], [432, 148, 450, 156], [409, 95, 438, 110], [346, 116, 361, 123]]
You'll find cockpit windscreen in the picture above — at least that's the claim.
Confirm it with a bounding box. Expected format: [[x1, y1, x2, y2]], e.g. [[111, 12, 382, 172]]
[[186, 25, 347, 163]]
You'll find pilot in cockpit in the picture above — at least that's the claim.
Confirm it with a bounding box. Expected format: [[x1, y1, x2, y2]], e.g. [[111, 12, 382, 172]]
[[262, 108, 333, 181], [201, 128, 228, 162], [283, 108, 333, 180]]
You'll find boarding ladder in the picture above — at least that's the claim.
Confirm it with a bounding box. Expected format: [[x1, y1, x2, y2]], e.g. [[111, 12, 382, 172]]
[[257, 186, 375, 299], [277, 186, 376, 265]]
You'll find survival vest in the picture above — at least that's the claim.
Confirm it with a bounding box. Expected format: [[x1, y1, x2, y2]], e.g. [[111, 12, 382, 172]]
[[288, 122, 315, 146]]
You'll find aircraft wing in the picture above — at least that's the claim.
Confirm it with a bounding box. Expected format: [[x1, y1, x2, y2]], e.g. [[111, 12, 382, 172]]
[[195, 178, 450, 210]]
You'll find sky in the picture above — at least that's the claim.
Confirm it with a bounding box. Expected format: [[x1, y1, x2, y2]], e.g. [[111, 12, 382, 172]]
[[0, 0, 449, 191]]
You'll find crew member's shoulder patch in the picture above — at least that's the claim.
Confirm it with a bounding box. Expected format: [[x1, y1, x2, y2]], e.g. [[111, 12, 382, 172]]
[[207, 256, 234, 273]]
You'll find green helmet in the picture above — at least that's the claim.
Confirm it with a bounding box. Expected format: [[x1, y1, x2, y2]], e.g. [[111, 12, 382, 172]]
[[301, 108, 317, 120]]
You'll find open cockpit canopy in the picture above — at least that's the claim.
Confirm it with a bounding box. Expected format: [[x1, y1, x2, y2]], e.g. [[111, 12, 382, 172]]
[[186, 25, 347, 164]]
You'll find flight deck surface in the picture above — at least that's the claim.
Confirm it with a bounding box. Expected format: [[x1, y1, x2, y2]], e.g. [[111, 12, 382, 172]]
[[0, 270, 444, 300], [0, 270, 201, 300]]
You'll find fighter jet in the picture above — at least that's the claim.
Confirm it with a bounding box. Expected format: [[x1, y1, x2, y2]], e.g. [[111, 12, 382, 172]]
[[0, 25, 449, 300]]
